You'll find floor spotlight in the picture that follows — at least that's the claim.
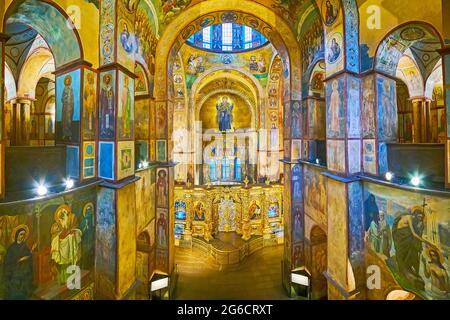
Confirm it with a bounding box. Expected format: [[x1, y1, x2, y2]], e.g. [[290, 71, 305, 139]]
[[385, 172, 394, 182], [65, 178, 75, 189], [410, 175, 421, 187], [36, 184, 48, 196]]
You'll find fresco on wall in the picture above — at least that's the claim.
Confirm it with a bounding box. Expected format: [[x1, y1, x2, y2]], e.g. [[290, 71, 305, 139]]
[[326, 78, 344, 138], [327, 178, 348, 286], [83, 142, 96, 179], [377, 76, 397, 141], [117, 184, 136, 296], [99, 142, 115, 180], [100, 0, 116, 66], [118, 72, 135, 140], [96, 187, 116, 296], [0, 186, 96, 300], [156, 168, 169, 208], [7, 0, 81, 67], [364, 183, 450, 300], [375, 25, 441, 79], [156, 140, 167, 162], [325, 31, 344, 76], [362, 76, 376, 139], [56, 70, 81, 143], [304, 166, 327, 229], [99, 71, 116, 139], [299, 12, 324, 76], [135, 99, 150, 140], [327, 140, 345, 173], [347, 76, 361, 138], [156, 102, 167, 138], [83, 70, 98, 140], [363, 139, 377, 175], [67, 146, 80, 179], [118, 141, 135, 180]]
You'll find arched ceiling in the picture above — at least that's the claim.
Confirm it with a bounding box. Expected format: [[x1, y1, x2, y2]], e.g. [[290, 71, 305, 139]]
[[17, 46, 55, 98], [375, 23, 443, 79], [5, 0, 82, 68]]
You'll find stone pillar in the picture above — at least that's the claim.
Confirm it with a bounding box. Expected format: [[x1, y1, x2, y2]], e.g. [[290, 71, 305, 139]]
[[324, 72, 365, 300], [55, 62, 97, 182], [0, 32, 8, 197], [153, 97, 176, 274], [361, 73, 397, 176], [10, 98, 32, 146], [303, 97, 326, 162], [282, 97, 305, 289], [411, 98, 431, 143], [96, 0, 139, 299], [438, 2, 450, 186]]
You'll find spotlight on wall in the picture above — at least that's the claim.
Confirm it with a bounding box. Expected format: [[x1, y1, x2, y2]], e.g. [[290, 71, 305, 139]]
[[65, 178, 75, 190], [385, 172, 394, 182], [410, 175, 422, 187], [315, 158, 320, 165], [36, 184, 48, 196]]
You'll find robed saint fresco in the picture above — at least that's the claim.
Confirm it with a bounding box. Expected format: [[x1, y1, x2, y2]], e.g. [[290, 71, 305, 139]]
[[216, 96, 234, 132]]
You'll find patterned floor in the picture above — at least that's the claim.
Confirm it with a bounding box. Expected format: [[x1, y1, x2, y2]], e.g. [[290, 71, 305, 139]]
[[173, 245, 289, 300]]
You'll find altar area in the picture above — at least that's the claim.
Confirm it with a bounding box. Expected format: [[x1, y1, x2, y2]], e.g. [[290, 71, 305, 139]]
[[174, 184, 284, 265]]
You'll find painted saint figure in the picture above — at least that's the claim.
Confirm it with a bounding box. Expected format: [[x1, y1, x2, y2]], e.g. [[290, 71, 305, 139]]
[[327, 38, 341, 63], [391, 207, 437, 289], [83, 72, 96, 138], [100, 74, 115, 138], [80, 203, 95, 269], [422, 248, 450, 299], [325, 0, 338, 25], [50, 205, 82, 285], [249, 200, 261, 220], [157, 212, 167, 247], [329, 80, 340, 135], [156, 170, 168, 207], [216, 96, 234, 132], [3, 226, 33, 300], [62, 75, 74, 140], [121, 76, 132, 138]]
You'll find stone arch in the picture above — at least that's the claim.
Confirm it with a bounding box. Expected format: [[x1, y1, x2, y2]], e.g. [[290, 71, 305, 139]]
[[17, 46, 54, 98], [154, 0, 301, 103], [4, 0, 84, 69], [4, 62, 16, 101], [374, 21, 444, 78]]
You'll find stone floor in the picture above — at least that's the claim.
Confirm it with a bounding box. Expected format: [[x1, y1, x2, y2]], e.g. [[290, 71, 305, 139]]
[[173, 245, 289, 300]]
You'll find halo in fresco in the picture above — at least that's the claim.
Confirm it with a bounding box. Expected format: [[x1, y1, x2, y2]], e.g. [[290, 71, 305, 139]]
[[326, 32, 343, 64], [321, 0, 341, 26]]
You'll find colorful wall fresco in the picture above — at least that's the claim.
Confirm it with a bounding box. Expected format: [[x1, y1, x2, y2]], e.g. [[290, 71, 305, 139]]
[[96, 187, 116, 298], [56, 69, 81, 143], [0, 185, 97, 300], [364, 183, 450, 300]]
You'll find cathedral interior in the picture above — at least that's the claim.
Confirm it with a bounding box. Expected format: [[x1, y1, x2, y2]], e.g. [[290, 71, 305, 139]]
[[0, 0, 449, 301]]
